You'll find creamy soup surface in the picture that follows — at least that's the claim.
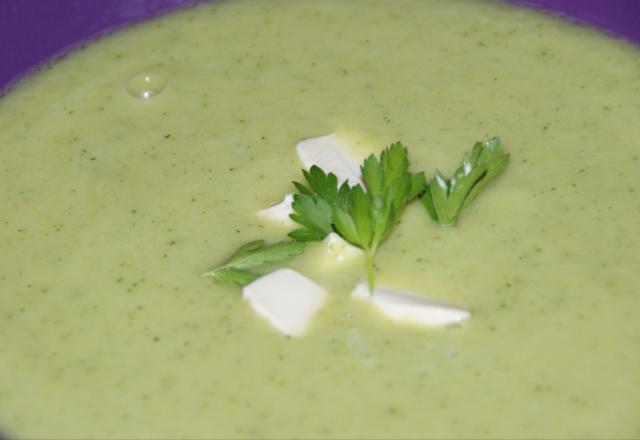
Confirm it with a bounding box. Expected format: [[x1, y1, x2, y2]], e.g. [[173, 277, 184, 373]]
[[1, 0, 639, 438]]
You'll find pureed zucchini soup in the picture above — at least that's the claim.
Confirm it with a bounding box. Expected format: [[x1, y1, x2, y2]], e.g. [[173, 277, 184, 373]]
[[1, 0, 639, 438]]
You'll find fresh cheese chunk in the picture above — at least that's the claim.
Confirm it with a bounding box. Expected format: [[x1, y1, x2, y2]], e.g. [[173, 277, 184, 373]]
[[243, 268, 326, 337], [352, 282, 470, 327], [322, 232, 363, 265], [259, 134, 363, 225], [258, 134, 363, 225], [296, 134, 362, 186], [257, 194, 295, 226], [302, 233, 363, 275]]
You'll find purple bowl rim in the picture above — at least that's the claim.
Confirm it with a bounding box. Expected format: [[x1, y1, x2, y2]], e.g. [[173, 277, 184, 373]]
[[0, 0, 639, 94]]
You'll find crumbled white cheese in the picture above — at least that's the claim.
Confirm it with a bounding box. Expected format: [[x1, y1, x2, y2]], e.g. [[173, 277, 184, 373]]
[[257, 194, 295, 226], [296, 133, 362, 186], [258, 133, 363, 225], [351, 282, 470, 327], [322, 232, 363, 263], [243, 268, 326, 337]]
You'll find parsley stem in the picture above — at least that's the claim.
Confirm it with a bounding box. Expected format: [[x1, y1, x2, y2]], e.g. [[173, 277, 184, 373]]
[[365, 249, 376, 294]]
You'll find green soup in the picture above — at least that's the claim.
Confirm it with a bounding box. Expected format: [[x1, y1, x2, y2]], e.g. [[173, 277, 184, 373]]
[[1, 0, 639, 438]]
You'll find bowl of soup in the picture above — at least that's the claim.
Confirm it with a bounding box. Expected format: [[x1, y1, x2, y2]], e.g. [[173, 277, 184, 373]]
[[1, 1, 639, 438]]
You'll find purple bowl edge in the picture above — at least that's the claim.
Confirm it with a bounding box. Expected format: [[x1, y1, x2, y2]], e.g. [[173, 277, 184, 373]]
[[0, 0, 200, 96], [1, 0, 639, 95]]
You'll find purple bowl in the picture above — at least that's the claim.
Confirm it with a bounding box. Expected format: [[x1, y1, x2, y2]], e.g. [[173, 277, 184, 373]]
[[0, 0, 639, 94]]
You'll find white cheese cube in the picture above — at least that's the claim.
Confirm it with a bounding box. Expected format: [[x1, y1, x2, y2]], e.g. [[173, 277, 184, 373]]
[[296, 133, 363, 186], [257, 194, 295, 226], [322, 232, 363, 264], [258, 134, 364, 225], [301, 233, 363, 275], [243, 268, 326, 337], [352, 282, 470, 327]]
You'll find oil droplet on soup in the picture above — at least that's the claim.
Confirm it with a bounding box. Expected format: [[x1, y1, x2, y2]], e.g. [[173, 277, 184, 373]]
[[126, 71, 166, 98]]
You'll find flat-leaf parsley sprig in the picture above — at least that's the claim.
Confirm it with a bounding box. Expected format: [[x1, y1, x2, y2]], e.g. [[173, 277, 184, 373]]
[[202, 240, 305, 286], [420, 137, 510, 225], [289, 142, 425, 291], [288, 166, 350, 242]]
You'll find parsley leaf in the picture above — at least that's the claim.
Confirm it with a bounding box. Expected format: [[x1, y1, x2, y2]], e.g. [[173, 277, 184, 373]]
[[202, 240, 306, 286], [288, 166, 350, 242], [420, 137, 509, 225], [289, 142, 425, 291]]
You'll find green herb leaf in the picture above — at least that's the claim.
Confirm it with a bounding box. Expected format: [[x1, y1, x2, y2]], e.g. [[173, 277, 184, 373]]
[[289, 142, 425, 291], [209, 268, 259, 287], [288, 166, 352, 242], [420, 136, 509, 225], [288, 194, 334, 242], [202, 240, 306, 287]]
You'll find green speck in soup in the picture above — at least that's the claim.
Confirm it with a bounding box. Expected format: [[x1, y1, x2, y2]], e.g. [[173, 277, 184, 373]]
[[0, 0, 639, 438]]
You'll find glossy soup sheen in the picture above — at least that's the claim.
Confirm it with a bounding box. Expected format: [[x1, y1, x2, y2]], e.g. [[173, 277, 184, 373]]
[[0, 0, 639, 438]]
